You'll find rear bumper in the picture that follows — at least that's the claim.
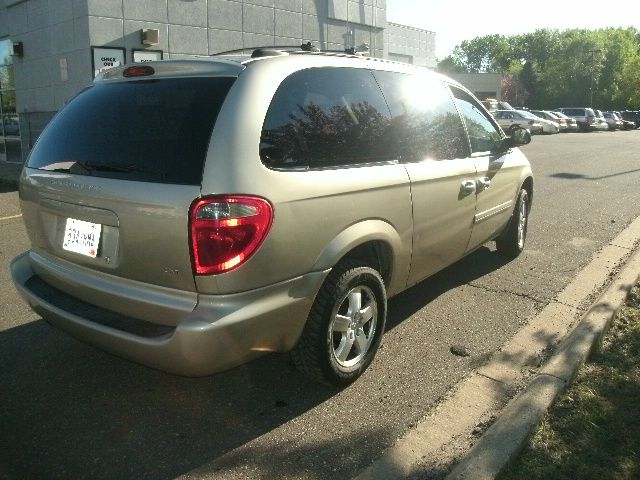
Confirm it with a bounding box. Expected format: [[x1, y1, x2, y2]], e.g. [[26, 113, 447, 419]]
[[11, 251, 328, 376]]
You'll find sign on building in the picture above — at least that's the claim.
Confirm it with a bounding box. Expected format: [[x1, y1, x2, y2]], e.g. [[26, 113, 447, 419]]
[[132, 49, 163, 63], [91, 47, 126, 78]]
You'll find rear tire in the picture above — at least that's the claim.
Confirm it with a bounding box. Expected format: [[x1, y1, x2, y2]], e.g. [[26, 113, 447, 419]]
[[496, 188, 529, 257], [291, 261, 387, 386]]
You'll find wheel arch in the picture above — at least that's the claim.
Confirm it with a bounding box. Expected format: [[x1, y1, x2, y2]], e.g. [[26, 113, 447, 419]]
[[311, 219, 409, 297], [521, 175, 534, 208]]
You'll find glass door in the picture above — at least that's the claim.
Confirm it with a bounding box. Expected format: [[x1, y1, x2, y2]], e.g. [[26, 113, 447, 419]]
[[0, 39, 22, 163]]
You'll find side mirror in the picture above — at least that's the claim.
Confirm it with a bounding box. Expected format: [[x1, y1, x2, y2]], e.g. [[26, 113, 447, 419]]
[[508, 125, 532, 146], [495, 125, 531, 153]]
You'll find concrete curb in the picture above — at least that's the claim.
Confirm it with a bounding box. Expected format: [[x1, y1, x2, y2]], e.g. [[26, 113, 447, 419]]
[[353, 216, 640, 480], [445, 246, 640, 480]]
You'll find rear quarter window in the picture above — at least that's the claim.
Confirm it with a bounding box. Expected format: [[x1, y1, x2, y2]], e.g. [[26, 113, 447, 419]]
[[259, 67, 393, 169], [27, 77, 235, 185]]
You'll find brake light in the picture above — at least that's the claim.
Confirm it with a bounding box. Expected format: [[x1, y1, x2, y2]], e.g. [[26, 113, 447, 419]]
[[189, 196, 273, 275], [123, 65, 155, 77]]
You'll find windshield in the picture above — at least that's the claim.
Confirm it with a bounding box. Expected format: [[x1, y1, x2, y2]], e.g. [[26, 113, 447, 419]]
[[27, 77, 236, 185], [518, 110, 540, 120]]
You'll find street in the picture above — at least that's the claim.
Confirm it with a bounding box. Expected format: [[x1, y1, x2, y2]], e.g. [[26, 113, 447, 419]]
[[1, 130, 639, 480]]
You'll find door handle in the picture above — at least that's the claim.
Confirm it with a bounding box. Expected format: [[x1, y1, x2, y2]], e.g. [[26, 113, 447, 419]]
[[477, 177, 491, 190], [460, 180, 476, 195]]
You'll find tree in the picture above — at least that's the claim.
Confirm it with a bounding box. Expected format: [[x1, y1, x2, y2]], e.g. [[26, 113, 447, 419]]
[[449, 34, 512, 73], [501, 75, 529, 107], [436, 55, 467, 74], [440, 27, 640, 110], [616, 55, 640, 108]]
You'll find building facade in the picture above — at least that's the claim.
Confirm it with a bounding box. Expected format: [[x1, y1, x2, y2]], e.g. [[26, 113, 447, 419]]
[[385, 21, 436, 69], [0, 0, 436, 164], [449, 73, 502, 102]]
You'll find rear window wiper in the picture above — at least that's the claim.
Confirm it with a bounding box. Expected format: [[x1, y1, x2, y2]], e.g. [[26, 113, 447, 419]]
[[78, 162, 166, 178]]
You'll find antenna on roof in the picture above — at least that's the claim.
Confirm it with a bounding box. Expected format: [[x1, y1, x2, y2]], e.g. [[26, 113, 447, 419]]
[[344, 43, 369, 56], [301, 41, 319, 52]]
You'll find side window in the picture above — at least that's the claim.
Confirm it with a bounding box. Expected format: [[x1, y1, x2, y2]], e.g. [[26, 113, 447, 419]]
[[260, 67, 392, 169], [450, 86, 503, 154], [372, 70, 469, 161]]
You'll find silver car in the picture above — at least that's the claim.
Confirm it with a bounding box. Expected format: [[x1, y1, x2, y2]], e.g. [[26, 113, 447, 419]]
[[492, 109, 544, 134], [11, 50, 533, 385]]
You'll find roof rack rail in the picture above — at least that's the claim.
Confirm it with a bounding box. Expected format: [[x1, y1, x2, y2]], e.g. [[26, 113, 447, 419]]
[[212, 42, 320, 58], [211, 41, 375, 59]]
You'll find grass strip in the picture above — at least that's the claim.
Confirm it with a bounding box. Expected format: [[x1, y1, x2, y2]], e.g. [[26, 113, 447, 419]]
[[499, 284, 640, 480]]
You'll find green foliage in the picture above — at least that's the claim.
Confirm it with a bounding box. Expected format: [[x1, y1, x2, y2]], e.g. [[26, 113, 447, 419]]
[[499, 286, 640, 480], [438, 27, 640, 110]]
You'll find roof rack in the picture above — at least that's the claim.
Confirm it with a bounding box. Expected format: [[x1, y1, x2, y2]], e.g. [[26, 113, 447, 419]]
[[211, 41, 370, 59], [212, 42, 319, 58]]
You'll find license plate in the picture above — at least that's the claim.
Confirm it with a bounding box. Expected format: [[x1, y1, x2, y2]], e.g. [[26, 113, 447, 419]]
[[62, 218, 102, 258]]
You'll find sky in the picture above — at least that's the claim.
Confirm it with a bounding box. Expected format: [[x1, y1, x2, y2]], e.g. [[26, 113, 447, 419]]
[[386, 0, 640, 60]]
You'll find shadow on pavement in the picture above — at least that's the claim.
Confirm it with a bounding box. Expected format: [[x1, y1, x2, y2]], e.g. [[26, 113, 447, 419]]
[[0, 247, 515, 480], [0, 320, 336, 480], [387, 246, 512, 331], [550, 167, 640, 181]]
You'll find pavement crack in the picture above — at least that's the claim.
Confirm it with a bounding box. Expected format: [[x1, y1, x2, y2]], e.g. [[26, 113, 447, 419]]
[[467, 282, 547, 305], [477, 372, 508, 386]]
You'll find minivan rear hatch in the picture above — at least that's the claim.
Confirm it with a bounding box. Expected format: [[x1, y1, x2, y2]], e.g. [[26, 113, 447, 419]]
[[21, 62, 240, 299]]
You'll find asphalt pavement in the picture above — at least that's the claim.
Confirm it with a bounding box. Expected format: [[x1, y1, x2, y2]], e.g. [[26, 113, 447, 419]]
[[0, 130, 639, 480]]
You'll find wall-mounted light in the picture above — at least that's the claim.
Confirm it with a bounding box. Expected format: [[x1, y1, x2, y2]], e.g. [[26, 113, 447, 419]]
[[10, 41, 23, 57], [141, 29, 159, 46]]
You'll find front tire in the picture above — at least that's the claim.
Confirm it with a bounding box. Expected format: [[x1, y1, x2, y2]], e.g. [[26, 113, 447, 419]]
[[496, 188, 529, 257], [291, 261, 387, 386]]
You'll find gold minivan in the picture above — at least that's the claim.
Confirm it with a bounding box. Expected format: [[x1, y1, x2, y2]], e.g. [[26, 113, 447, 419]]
[[11, 49, 533, 385]]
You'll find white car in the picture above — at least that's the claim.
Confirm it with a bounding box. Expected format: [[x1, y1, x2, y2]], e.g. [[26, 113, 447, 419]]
[[530, 110, 570, 132], [519, 110, 559, 134], [593, 110, 610, 131]]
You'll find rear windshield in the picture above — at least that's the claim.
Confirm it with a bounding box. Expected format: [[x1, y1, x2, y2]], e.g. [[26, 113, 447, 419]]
[[562, 108, 595, 117], [27, 77, 235, 185]]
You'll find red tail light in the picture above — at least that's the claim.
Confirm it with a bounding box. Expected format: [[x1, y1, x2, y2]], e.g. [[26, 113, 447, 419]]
[[189, 196, 273, 275], [123, 65, 155, 77]]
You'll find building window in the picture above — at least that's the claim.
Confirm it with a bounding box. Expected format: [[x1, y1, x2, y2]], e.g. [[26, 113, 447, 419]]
[[0, 39, 22, 163]]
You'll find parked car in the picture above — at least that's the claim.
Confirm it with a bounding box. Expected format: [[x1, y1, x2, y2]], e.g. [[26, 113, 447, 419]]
[[519, 110, 559, 134], [553, 107, 597, 131], [593, 110, 609, 131], [549, 111, 579, 132], [621, 110, 640, 128], [3, 115, 20, 136], [602, 111, 623, 130], [612, 111, 636, 130], [493, 109, 544, 134], [11, 49, 533, 386], [481, 98, 515, 113], [529, 110, 567, 132]]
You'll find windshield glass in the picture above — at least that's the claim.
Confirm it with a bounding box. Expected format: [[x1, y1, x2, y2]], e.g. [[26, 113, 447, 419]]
[[518, 110, 540, 120], [27, 77, 235, 185]]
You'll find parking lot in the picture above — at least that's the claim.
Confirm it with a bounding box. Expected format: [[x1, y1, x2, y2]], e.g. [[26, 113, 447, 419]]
[[1, 130, 639, 480]]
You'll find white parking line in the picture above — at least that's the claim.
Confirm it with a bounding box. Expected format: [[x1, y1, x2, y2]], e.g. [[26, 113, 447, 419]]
[[0, 214, 22, 222]]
